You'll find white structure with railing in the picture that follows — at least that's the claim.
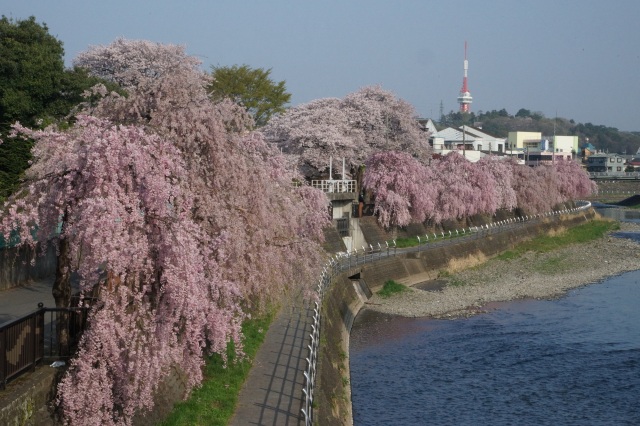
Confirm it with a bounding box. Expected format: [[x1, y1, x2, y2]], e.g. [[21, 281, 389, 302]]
[[311, 179, 357, 193]]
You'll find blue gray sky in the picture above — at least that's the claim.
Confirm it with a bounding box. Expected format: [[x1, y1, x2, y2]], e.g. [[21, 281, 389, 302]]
[[4, 0, 640, 130]]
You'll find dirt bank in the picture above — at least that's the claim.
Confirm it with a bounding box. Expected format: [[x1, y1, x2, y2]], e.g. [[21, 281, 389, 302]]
[[363, 221, 640, 318]]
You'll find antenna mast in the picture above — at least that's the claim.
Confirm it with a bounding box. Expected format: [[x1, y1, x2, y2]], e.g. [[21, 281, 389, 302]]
[[457, 41, 473, 113]]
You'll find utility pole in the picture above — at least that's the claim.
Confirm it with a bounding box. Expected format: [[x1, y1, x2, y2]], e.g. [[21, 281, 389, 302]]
[[552, 110, 557, 164], [462, 124, 466, 159]]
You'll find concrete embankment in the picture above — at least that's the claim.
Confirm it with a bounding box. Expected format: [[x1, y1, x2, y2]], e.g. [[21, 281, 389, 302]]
[[314, 209, 599, 426]]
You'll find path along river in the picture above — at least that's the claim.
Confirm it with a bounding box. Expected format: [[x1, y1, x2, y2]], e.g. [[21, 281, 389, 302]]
[[349, 207, 640, 425]]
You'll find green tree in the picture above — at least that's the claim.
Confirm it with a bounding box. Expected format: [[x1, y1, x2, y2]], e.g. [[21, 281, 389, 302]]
[[208, 64, 291, 127], [0, 16, 64, 200], [0, 16, 65, 130], [0, 16, 113, 201]]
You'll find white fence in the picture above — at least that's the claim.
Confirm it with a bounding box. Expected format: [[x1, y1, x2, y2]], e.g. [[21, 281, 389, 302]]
[[311, 179, 357, 193]]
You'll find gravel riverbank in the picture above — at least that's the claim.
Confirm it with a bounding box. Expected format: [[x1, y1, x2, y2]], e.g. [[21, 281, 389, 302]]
[[363, 220, 640, 319]]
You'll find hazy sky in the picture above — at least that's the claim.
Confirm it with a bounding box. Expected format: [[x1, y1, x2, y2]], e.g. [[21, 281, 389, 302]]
[[4, 0, 640, 130]]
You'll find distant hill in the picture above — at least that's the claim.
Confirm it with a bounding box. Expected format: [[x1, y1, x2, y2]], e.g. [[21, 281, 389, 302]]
[[438, 109, 640, 155]]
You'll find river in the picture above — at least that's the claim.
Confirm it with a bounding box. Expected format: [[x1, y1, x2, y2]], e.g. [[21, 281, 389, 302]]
[[349, 207, 640, 425]]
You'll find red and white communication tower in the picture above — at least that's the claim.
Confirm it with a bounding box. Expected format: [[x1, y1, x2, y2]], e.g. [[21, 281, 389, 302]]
[[457, 41, 473, 113]]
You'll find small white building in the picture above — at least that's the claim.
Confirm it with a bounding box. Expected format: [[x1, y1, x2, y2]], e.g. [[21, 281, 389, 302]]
[[550, 135, 579, 155]]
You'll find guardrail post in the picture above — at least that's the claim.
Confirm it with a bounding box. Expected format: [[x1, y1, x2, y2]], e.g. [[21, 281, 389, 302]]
[[31, 314, 37, 372]]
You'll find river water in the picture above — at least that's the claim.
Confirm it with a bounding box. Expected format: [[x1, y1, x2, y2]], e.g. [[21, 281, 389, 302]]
[[350, 207, 640, 425]]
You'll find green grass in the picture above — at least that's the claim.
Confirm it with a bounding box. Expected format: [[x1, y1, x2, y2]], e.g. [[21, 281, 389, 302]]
[[394, 231, 465, 248], [377, 280, 407, 298], [161, 309, 275, 426], [496, 219, 619, 261], [394, 236, 421, 248]]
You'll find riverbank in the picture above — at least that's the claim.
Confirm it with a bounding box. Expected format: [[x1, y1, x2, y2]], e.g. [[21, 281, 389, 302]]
[[363, 220, 640, 318]]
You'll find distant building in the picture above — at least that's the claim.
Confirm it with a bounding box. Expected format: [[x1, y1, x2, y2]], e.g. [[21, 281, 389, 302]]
[[507, 132, 542, 150], [460, 125, 505, 153], [627, 156, 640, 170], [523, 151, 573, 166], [582, 142, 596, 159], [505, 132, 578, 165], [586, 153, 626, 174], [551, 135, 578, 155], [418, 118, 438, 134], [429, 125, 505, 162]]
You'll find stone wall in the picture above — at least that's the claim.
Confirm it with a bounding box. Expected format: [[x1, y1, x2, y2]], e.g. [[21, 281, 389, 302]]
[[0, 366, 61, 426], [0, 243, 56, 291]]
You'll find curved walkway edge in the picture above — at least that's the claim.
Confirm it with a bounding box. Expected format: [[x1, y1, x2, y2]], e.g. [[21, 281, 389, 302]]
[[229, 302, 311, 426]]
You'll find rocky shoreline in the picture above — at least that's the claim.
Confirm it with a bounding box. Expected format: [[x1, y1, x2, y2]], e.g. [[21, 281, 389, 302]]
[[363, 220, 640, 319]]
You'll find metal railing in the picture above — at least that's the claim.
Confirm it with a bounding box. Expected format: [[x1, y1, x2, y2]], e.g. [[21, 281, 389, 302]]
[[300, 274, 327, 425], [0, 305, 90, 389], [300, 200, 593, 425], [311, 179, 357, 193]]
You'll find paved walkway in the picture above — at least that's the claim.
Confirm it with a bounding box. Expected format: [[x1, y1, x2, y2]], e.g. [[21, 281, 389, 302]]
[[0, 278, 54, 325], [1, 278, 315, 425], [230, 301, 312, 426]]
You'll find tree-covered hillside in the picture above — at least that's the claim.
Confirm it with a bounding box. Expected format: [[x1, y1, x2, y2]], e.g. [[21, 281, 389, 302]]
[[441, 109, 640, 155]]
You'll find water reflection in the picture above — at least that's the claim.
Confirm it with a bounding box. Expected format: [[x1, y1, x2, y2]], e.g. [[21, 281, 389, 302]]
[[350, 310, 432, 352], [594, 204, 640, 223]]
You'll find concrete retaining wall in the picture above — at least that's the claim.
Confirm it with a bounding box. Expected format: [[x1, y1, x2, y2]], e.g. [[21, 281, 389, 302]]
[[0, 366, 61, 426]]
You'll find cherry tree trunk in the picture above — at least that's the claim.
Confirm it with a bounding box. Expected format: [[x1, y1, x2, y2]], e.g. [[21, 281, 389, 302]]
[[52, 236, 71, 355]]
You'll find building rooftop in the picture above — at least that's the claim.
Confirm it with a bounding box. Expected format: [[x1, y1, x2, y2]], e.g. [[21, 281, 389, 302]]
[[434, 127, 476, 142]]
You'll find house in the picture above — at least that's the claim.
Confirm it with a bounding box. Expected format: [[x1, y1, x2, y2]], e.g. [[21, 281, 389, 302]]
[[582, 142, 596, 160], [627, 157, 640, 170], [418, 118, 438, 134], [429, 125, 506, 162], [586, 153, 627, 174], [460, 125, 506, 153]]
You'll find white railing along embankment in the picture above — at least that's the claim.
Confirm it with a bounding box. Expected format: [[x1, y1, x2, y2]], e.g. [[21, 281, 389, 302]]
[[299, 201, 592, 426]]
